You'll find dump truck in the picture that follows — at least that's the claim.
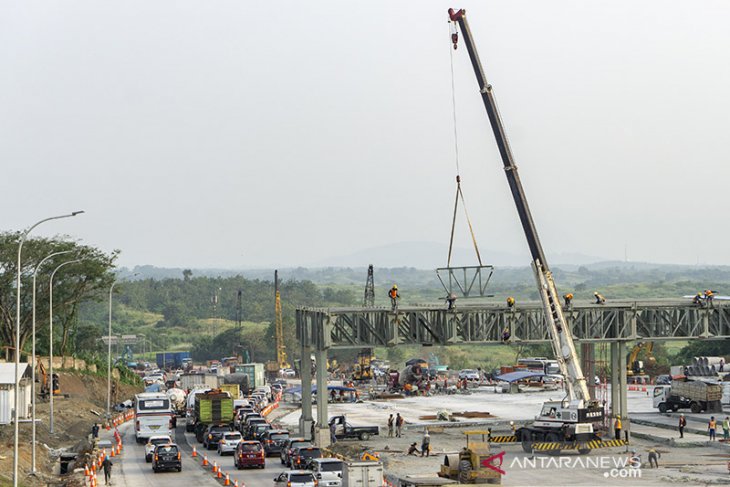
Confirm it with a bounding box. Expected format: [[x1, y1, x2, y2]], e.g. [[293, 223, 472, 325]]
[[234, 363, 265, 389], [193, 389, 234, 442], [653, 379, 723, 413]]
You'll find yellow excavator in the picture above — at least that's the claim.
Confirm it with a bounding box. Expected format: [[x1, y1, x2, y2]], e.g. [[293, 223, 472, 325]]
[[352, 349, 374, 381], [627, 342, 655, 377]]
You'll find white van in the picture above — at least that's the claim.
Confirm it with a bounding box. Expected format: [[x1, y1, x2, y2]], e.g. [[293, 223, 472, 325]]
[[310, 458, 343, 487]]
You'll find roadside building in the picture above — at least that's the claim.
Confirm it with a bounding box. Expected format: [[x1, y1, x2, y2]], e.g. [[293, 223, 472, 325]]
[[0, 362, 32, 424]]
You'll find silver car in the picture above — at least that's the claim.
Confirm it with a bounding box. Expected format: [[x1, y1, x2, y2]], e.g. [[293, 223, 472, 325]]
[[273, 471, 316, 487], [218, 431, 243, 455]]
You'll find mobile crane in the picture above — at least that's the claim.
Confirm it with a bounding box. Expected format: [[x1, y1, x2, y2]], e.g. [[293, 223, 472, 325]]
[[448, 8, 604, 454]]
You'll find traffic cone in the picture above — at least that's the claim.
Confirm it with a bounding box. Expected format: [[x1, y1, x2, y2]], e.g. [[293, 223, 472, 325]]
[[117, 443, 122, 455], [84, 464, 90, 477], [217, 468, 222, 479], [202, 454, 208, 466], [212, 461, 218, 473], [192, 446, 197, 457], [225, 472, 230, 485], [110, 448, 115, 458]]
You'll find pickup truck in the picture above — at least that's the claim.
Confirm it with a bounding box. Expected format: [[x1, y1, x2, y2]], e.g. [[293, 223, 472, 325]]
[[329, 415, 379, 441]]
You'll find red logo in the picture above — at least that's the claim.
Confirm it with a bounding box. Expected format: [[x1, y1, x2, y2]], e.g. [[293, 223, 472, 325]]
[[481, 451, 506, 475]]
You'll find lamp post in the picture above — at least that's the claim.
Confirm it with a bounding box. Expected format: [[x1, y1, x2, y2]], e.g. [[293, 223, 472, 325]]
[[13, 211, 83, 487], [107, 273, 138, 416], [30, 249, 73, 474], [48, 259, 82, 433]]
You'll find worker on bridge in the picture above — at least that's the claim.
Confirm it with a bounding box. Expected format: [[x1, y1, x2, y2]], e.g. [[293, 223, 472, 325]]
[[446, 292, 457, 310], [693, 292, 704, 307], [388, 285, 400, 311], [594, 292, 606, 305], [506, 296, 515, 309], [563, 293, 573, 308]]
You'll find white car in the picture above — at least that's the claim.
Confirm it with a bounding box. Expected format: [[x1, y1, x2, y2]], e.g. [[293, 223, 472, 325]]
[[310, 458, 343, 487], [145, 435, 172, 462], [280, 368, 296, 378], [458, 369, 480, 381], [217, 432, 243, 455], [274, 471, 317, 487]]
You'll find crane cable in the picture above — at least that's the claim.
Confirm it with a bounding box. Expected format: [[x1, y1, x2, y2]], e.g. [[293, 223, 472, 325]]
[[447, 20, 483, 268]]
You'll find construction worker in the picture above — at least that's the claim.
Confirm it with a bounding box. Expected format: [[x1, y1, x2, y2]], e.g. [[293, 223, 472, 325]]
[[693, 292, 704, 306], [563, 293, 573, 308], [388, 285, 400, 311], [705, 289, 715, 305], [387, 414, 394, 437], [722, 416, 729, 440], [506, 296, 515, 309], [678, 414, 686, 438], [91, 423, 100, 439], [594, 292, 606, 305], [102, 455, 113, 485], [407, 442, 420, 455], [614, 415, 622, 440], [421, 429, 431, 457], [502, 327, 510, 342], [446, 292, 457, 310], [647, 447, 660, 468], [395, 413, 404, 438], [709, 416, 717, 441]]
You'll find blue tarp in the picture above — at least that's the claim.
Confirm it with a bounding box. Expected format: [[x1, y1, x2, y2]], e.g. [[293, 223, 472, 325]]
[[494, 371, 546, 383], [285, 385, 356, 395]]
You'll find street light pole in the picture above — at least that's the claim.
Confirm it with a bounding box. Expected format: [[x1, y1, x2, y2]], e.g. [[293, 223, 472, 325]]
[[30, 250, 73, 474], [13, 211, 83, 487], [107, 273, 138, 417], [107, 280, 119, 417], [48, 259, 82, 434]]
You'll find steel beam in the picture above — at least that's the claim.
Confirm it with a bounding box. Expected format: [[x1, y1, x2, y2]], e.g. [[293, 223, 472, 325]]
[[297, 300, 729, 351]]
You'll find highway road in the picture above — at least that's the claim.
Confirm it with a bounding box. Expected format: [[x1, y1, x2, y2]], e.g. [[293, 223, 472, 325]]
[[111, 422, 284, 487]]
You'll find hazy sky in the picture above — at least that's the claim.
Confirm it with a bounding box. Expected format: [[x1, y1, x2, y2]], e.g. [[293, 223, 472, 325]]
[[3, 1, 730, 269]]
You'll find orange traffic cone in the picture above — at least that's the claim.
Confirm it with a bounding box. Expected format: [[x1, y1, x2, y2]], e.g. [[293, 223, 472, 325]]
[[217, 468, 222, 479], [192, 446, 197, 457], [202, 454, 208, 466], [84, 464, 90, 477], [110, 448, 115, 458], [234, 481, 239, 487], [212, 461, 218, 473], [225, 472, 230, 485], [117, 443, 121, 455]]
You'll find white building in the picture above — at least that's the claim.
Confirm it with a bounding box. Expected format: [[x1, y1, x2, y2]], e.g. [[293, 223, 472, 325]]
[[0, 362, 32, 425]]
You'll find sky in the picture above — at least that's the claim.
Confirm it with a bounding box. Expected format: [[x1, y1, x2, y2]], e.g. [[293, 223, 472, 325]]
[[2, 1, 730, 269]]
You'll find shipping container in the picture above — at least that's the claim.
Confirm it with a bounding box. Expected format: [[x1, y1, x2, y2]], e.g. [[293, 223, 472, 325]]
[[234, 363, 265, 389], [156, 351, 191, 369], [219, 383, 240, 399], [180, 372, 219, 391]]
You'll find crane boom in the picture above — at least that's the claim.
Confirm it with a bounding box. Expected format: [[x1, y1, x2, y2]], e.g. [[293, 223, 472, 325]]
[[448, 8, 590, 404], [275, 270, 289, 369]]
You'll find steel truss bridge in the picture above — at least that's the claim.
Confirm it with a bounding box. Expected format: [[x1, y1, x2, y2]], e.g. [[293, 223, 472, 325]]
[[296, 300, 730, 350]]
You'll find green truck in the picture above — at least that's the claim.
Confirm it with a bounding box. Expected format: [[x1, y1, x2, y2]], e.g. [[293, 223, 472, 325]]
[[194, 389, 234, 442]]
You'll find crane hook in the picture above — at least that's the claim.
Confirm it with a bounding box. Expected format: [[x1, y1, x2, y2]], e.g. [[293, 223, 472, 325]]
[[452, 32, 459, 50]]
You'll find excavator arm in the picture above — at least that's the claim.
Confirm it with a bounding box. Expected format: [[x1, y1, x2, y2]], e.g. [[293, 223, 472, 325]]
[[448, 8, 591, 404]]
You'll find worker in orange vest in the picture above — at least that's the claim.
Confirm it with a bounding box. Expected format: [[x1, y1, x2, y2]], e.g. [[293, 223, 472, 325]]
[[388, 285, 400, 310]]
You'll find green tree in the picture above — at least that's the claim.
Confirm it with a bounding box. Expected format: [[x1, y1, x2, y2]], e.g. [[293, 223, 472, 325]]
[[0, 233, 117, 360]]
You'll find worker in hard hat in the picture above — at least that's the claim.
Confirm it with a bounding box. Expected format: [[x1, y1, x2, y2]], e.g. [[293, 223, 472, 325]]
[[563, 293, 574, 308], [389, 285, 400, 311], [506, 296, 515, 309], [693, 292, 704, 307], [594, 292, 606, 305]]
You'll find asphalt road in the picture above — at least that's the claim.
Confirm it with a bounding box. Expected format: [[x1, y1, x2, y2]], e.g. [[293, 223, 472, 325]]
[[108, 422, 286, 487]]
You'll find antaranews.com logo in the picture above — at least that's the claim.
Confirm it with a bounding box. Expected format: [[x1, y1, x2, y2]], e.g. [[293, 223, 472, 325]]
[[509, 455, 642, 479]]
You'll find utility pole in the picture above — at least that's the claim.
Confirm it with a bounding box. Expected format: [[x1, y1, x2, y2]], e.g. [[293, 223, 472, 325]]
[[363, 265, 375, 307], [237, 288, 243, 359]]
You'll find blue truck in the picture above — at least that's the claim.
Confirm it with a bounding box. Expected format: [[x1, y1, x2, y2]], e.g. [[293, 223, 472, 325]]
[[156, 351, 191, 369]]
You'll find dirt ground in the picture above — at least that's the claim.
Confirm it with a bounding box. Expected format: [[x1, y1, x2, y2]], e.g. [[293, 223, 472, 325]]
[[0, 371, 142, 487]]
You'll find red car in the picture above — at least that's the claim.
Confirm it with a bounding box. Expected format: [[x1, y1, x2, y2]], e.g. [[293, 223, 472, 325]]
[[234, 440, 265, 469]]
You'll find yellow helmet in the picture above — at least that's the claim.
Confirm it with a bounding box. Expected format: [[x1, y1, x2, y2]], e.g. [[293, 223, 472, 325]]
[[393, 284, 398, 289]]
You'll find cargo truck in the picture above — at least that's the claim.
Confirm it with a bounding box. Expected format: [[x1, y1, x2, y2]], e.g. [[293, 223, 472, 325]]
[[653, 379, 723, 413], [342, 461, 383, 487], [156, 351, 191, 370], [193, 389, 234, 442], [180, 372, 220, 391], [235, 363, 265, 389]]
